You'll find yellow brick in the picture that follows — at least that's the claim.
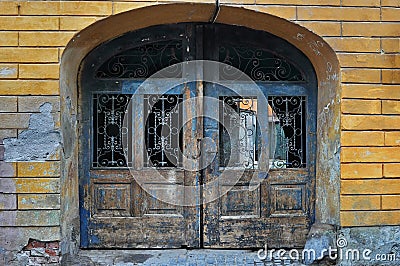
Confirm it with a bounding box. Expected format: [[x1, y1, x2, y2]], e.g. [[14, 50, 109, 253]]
[[385, 132, 400, 146], [341, 210, 400, 226], [382, 100, 400, 114], [342, 115, 400, 130], [0, 80, 59, 96], [0, 210, 60, 226], [343, 22, 400, 37], [113, 2, 156, 15], [341, 131, 384, 146], [20, 1, 112, 16], [342, 147, 400, 163], [244, 6, 296, 20], [256, 0, 340, 4], [382, 38, 400, 53], [0, 130, 17, 144], [18, 194, 60, 210], [341, 163, 382, 179], [0, 64, 17, 79], [342, 84, 400, 99], [382, 7, 400, 21], [62, 1, 111, 15], [0, 162, 17, 177], [60, 17, 103, 31], [17, 96, 60, 113], [341, 99, 381, 114], [19, 32, 75, 47], [342, 0, 380, 6], [324, 37, 380, 53], [18, 162, 60, 177], [14, 178, 60, 193], [297, 21, 341, 36], [0, 48, 59, 63], [0, 17, 58, 31], [0, 32, 18, 46], [0, 96, 17, 112], [0, 113, 30, 129], [0, 2, 19, 15], [383, 163, 400, 177], [338, 53, 400, 68], [382, 69, 400, 84], [19, 1, 59, 15], [341, 179, 400, 194], [19, 64, 59, 79], [382, 0, 400, 6], [297, 7, 380, 21], [382, 195, 400, 210], [341, 68, 381, 83], [341, 195, 381, 210]]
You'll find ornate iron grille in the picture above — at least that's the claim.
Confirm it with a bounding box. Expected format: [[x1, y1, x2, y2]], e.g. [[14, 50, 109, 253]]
[[96, 40, 183, 79], [144, 94, 183, 167], [93, 94, 131, 168], [219, 45, 305, 82], [268, 96, 306, 169], [219, 96, 259, 169]]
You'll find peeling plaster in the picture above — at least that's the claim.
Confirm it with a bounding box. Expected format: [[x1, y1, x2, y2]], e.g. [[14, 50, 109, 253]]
[[3, 103, 62, 162]]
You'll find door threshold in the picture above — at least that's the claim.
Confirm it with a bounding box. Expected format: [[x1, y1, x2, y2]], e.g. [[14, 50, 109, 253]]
[[67, 249, 306, 265]]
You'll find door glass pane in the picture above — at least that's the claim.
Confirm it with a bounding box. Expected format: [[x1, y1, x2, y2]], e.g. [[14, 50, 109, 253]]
[[92, 94, 131, 168], [144, 94, 183, 167], [219, 96, 259, 169], [268, 96, 306, 169]]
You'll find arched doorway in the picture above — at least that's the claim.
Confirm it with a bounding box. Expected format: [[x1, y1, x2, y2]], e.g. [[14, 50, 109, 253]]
[[59, 3, 340, 255], [78, 23, 317, 249]]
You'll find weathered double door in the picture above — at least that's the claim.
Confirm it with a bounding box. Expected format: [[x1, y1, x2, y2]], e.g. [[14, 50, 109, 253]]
[[80, 24, 316, 248]]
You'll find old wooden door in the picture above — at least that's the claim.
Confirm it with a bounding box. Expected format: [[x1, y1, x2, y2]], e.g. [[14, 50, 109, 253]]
[[79, 23, 316, 249], [201, 25, 317, 248], [79, 24, 201, 248]]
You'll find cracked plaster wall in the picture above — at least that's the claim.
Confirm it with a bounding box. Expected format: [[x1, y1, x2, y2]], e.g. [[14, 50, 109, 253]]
[[3, 103, 61, 162]]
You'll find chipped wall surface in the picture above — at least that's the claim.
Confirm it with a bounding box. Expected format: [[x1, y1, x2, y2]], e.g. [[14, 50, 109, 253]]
[[4, 103, 61, 161], [0, 0, 398, 265]]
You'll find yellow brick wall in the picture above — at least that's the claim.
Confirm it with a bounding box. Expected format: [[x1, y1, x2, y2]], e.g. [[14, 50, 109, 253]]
[[0, 1, 399, 238]]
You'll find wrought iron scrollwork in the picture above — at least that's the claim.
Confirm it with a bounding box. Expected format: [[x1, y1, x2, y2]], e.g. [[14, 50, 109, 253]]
[[220, 96, 259, 169], [268, 96, 306, 169], [219, 45, 305, 82], [96, 40, 183, 79], [93, 94, 131, 168], [144, 94, 183, 167]]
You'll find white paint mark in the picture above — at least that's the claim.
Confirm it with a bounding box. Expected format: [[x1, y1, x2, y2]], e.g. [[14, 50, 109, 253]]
[[0, 67, 16, 77]]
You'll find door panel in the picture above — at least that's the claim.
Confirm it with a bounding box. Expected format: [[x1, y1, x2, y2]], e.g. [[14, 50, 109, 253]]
[[202, 25, 316, 248]]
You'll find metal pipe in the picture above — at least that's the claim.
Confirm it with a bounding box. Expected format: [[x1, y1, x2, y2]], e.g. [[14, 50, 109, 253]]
[[209, 0, 220, 23]]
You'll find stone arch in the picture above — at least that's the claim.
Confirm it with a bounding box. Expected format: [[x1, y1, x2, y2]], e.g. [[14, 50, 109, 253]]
[[59, 3, 340, 255]]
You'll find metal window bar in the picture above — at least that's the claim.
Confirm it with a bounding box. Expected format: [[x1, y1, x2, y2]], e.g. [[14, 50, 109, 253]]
[[144, 94, 183, 167], [219, 96, 259, 169], [268, 96, 306, 169], [92, 94, 132, 168]]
